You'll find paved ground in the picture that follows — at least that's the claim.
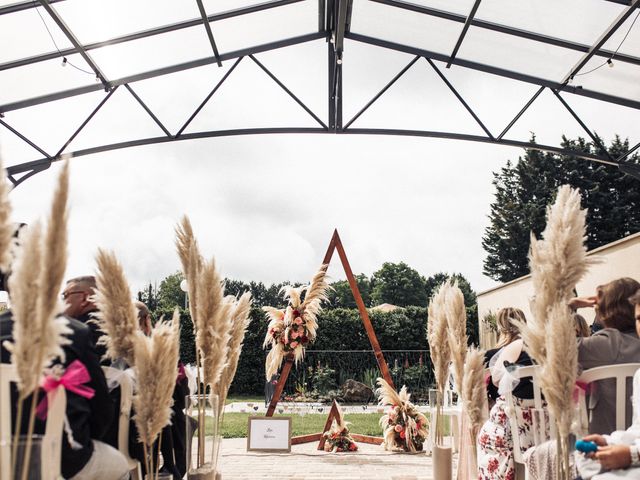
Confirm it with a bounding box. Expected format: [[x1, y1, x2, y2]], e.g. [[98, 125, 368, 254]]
[[217, 438, 457, 480]]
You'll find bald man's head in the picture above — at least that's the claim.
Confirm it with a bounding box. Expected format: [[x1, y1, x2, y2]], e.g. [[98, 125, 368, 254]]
[[62, 276, 97, 319]]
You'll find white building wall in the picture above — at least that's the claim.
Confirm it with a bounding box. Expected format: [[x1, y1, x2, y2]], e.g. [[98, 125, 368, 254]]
[[477, 232, 640, 349]]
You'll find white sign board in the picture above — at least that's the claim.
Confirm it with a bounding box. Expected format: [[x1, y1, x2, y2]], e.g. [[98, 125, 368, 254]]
[[247, 416, 292, 452]]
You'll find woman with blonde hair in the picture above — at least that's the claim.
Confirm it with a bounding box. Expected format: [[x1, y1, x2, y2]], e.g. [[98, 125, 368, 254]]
[[478, 307, 535, 480], [495, 307, 528, 348]]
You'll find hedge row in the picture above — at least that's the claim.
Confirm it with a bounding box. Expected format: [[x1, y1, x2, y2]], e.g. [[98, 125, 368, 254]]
[[156, 305, 478, 395]]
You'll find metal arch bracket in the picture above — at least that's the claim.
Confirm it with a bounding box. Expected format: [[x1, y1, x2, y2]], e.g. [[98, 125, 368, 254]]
[[7, 161, 52, 188]]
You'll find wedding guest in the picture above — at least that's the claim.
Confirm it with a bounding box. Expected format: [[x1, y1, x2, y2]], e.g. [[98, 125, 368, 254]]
[[0, 299, 128, 479], [575, 313, 591, 338], [478, 308, 536, 480], [578, 288, 640, 479], [571, 277, 640, 434], [483, 308, 528, 405], [62, 276, 106, 360]]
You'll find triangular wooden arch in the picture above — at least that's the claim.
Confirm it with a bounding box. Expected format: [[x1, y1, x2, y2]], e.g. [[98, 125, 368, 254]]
[[265, 229, 393, 446]]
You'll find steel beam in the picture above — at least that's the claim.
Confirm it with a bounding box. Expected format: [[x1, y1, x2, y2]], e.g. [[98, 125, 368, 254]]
[[37, 0, 110, 90], [561, 0, 640, 84], [55, 86, 118, 156], [344, 55, 419, 129], [249, 55, 328, 129], [0, 0, 307, 72], [0, 32, 326, 114], [0, 119, 52, 159], [5, 127, 622, 184], [551, 90, 613, 160], [176, 57, 243, 137], [195, 0, 222, 67], [368, 0, 640, 68], [124, 84, 172, 137], [616, 141, 640, 162], [497, 86, 545, 140], [0, 0, 64, 16], [347, 33, 640, 111], [426, 57, 494, 138], [446, 0, 482, 68], [335, 0, 349, 60]]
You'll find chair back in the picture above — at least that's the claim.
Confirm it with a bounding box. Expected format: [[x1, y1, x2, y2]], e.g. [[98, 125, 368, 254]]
[[102, 366, 142, 478], [0, 363, 65, 480], [504, 365, 547, 464], [577, 363, 640, 432]]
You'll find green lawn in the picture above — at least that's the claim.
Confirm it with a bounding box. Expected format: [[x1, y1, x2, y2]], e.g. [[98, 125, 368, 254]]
[[213, 412, 385, 438], [224, 395, 264, 405]]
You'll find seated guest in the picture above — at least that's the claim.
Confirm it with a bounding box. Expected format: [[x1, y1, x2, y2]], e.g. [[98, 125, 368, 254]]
[[575, 313, 591, 338], [571, 277, 640, 434], [62, 276, 106, 361], [577, 289, 640, 479], [121, 302, 188, 480], [477, 308, 536, 480], [0, 305, 129, 479], [484, 308, 528, 407]]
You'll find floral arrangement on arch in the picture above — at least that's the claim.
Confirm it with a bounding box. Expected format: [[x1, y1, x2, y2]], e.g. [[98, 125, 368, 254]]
[[263, 265, 329, 380], [377, 378, 429, 453], [323, 417, 358, 453]]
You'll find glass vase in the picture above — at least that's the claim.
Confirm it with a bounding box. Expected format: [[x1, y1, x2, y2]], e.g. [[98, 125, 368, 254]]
[[186, 394, 220, 480], [1, 435, 53, 480]]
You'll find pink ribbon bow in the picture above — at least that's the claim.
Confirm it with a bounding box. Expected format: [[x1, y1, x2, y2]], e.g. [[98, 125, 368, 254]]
[[36, 360, 95, 420], [572, 380, 591, 403]]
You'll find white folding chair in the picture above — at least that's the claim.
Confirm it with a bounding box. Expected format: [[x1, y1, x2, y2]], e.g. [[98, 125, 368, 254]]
[[0, 363, 66, 480], [103, 366, 143, 480], [425, 386, 461, 454], [577, 363, 640, 432]]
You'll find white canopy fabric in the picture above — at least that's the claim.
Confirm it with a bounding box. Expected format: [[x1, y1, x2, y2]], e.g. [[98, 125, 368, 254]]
[[0, 0, 638, 185]]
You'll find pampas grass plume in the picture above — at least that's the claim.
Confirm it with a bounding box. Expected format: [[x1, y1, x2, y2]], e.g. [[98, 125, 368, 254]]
[[462, 346, 486, 432], [175, 216, 203, 330], [93, 248, 139, 365], [216, 292, 252, 414], [428, 282, 451, 395], [6, 222, 46, 395], [133, 310, 180, 448], [539, 302, 577, 437], [5, 163, 72, 396], [445, 281, 467, 395], [197, 258, 231, 390]]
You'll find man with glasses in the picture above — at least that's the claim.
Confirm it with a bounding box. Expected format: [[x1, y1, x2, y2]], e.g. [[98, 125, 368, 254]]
[[62, 276, 105, 359]]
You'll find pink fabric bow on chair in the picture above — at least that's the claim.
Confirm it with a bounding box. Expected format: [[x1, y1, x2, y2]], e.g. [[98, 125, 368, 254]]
[[36, 360, 95, 420]]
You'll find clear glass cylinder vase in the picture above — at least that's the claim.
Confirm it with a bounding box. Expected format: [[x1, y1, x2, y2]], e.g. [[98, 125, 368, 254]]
[[0, 435, 51, 480], [186, 394, 220, 480]]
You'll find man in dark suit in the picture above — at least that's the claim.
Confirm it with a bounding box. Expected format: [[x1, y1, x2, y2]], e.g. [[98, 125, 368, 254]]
[[62, 276, 106, 361], [0, 309, 130, 479]]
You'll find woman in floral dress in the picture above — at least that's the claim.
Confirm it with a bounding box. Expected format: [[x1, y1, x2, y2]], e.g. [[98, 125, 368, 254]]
[[477, 308, 539, 480]]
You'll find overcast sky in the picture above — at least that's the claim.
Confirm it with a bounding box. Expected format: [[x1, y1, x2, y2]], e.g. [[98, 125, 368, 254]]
[[1, 1, 638, 298]]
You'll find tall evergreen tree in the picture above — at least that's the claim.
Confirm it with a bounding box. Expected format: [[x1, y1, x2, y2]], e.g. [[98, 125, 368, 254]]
[[483, 136, 640, 283]]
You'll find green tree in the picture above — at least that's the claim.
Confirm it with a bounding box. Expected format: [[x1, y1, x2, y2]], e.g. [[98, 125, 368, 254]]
[[483, 135, 640, 283], [327, 274, 371, 308], [137, 282, 158, 311], [424, 272, 479, 345], [370, 262, 427, 307], [156, 271, 186, 311]]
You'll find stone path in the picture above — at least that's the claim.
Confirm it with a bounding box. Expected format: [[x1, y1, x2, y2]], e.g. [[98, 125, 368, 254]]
[[217, 438, 457, 480]]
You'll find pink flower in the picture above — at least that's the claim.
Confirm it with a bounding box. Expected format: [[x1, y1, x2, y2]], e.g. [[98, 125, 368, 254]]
[[295, 317, 303, 325], [394, 424, 403, 433], [291, 331, 299, 339], [290, 341, 299, 348]]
